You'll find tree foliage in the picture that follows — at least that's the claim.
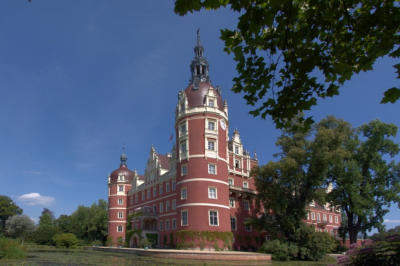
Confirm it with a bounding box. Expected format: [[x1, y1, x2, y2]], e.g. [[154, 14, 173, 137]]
[[320, 117, 400, 244], [5, 215, 35, 244], [68, 199, 108, 244], [252, 117, 330, 240], [175, 0, 400, 128], [253, 116, 400, 245], [0, 196, 22, 234], [32, 208, 58, 245]]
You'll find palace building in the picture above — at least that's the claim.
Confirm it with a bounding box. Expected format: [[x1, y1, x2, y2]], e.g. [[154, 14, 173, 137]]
[[107, 32, 341, 250]]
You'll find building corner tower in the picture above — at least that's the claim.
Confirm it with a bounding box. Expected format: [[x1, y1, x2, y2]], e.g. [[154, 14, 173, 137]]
[[175, 30, 231, 239], [107, 150, 133, 246]]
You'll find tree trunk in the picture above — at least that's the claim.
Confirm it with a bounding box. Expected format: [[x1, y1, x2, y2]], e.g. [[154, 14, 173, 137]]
[[348, 228, 358, 244]]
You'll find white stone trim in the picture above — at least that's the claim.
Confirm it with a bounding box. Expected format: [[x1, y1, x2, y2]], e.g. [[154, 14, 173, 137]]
[[176, 107, 228, 121], [108, 221, 127, 223], [158, 212, 177, 218], [109, 207, 126, 210], [187, 154, 228, 163], [177, 203, 230, 209], [176, 178, 229, 186]]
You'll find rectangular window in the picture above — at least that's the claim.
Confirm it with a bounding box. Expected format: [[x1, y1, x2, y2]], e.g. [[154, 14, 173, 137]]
[[209, 210, 218, 226], [172, 199, 176, 210], [180, 123, 186, 135], [118, 185, 124, 192], [181, 165, 187, 176], [317, 213, 321, 222], [228, 178, 234, 186], [181, 187, 187, 200], [159, 221, 163, 231], [135, 193, 138, 203], [165, 200, 170, 211], [335, 216, 339, 224], [172, 180, 176, 191], [118, 212, 123, 219], [180, 142, 187, 157], [243, 200, 250, 210], [166, 182, 170, 193], [229, 198, 235, 208], [141, 191, 145, 201], [207, 140, 215, 151], [323, 214, 327, 222], [118, 198, 123, 205], [165, 219, 170, 230], [159, 202, 163, 213], [159, 183, 163, 195], [329, 215, 333, 223], [235, 146, 239, 154], [147, 189, 150, 199], [311, 212, 315, 220], [153, 205, 157, 213], [181, 210, 188, 226], [307, 212, 310, 220], [208, 164, 216, 175], [153, 187, 157, 197], [208, 99, 214, 107], [172, 218, 177, 229], [235, 159, 240, 168], [243, 181, 248, 189], [230, 217, 237, 230], [208, 187, 217, 199], [117, 225, 123, 232], [208, 120, 215, 130]]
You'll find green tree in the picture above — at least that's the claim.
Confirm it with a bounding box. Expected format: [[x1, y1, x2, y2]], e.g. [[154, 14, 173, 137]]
[[319, 118, 400, 244], [0, 196, 22, 234], [55, 214, 72, 233], [252, 118, 330, 240], [33, 208, 58, 245], [69, 199, 108, 244], [5, 215, 35, 245], [175, 0, 400, 128]]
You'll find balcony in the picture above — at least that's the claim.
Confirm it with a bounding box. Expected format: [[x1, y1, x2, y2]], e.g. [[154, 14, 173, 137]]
[[229, 184, 257, 197]]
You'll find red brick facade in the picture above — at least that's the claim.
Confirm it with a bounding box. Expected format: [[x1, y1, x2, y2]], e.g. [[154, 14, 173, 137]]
[[107, 33, 341, 249]]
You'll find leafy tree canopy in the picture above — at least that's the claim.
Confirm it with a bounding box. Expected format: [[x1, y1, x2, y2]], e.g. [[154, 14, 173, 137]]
[[5, 215, 35, 244], [320, 117, 400, 244], [175, 0, 400, 128], [0, 196, 22, 233]]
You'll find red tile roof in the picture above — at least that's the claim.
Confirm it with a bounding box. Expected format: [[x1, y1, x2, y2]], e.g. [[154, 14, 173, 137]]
[[157, 154, 170, 170]]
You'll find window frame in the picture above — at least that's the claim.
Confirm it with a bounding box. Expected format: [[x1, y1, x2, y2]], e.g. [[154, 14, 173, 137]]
[[209, 210, 219, 226], [208, 164, 216, 175], [181, 210, 188, 226], [230, 216, 237, 231], [181, 187, 187, 200], [208, 187, 217, 199]]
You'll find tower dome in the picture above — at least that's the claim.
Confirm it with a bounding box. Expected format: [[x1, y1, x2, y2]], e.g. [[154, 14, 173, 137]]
[[109, 150, 134, 184]]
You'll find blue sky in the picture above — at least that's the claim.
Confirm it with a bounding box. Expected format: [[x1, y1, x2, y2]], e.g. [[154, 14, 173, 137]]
[[0, 1, 399, 230]]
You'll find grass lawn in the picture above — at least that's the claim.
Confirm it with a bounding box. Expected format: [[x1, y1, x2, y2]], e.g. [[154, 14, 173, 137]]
[[0, 245, 337, 266]]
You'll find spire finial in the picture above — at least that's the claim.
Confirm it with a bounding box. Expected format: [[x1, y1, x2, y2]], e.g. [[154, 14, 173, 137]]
[[120, 145, 127, 167], [197, 28, 201, 46]]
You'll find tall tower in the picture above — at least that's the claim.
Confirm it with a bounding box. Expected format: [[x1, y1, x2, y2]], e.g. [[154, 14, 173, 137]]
[[175, 30, 231, 233], [107, 150, 133, 246]]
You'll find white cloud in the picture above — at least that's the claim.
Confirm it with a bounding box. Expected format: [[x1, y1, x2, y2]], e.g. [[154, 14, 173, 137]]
[[18, 193, 55, 206], [384, 219, 400, 223], [23, 170, 42, 175]]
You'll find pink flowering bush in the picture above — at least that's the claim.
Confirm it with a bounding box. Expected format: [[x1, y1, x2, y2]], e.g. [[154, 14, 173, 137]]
[[337, 234, 400, 266]]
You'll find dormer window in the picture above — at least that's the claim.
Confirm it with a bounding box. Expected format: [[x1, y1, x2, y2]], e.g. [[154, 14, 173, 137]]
[[235, 146, 239, 154], [208, 99, 214, 107]]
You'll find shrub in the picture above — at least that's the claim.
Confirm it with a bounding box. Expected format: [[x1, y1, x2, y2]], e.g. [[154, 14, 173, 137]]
[[338, 233, 400, 266], [91, 239, 102, 246], [0, 237, 26, 259], [52, 233, 79, 249], [105, 236, 113, 247], [259, 239, 298, 261]]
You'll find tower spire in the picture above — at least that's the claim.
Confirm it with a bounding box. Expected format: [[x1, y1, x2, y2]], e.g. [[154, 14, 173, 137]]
[[120, 145, 127, 167], [190, 29, 209, 88]]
